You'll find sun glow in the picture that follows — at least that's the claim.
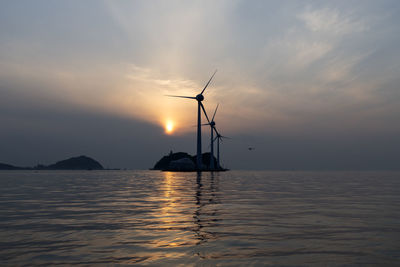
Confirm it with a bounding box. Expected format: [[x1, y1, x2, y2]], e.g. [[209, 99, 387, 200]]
[[165, 120, 174, 134]]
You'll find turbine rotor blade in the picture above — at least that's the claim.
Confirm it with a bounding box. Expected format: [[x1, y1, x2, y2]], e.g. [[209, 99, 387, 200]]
[[165, 95, 196, 99], [212, 103, 219, 121], [200, 69, 217, 95], [213, 127, 220, 136], [200, 102, 210, 124]]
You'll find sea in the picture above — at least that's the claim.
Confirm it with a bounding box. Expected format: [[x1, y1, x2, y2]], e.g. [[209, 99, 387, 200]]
[[0, 170, 399, 266]]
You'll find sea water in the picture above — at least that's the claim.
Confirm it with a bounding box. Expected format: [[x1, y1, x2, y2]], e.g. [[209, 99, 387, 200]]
[[0, 170, 399, 266]]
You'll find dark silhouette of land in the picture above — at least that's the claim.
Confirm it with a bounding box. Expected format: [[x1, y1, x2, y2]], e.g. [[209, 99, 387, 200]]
[[152, 151, 227, 171], [0, 155, 104, 170], [0, 163, 25, 170]]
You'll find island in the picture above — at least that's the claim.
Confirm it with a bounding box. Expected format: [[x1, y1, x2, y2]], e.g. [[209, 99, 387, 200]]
[[0, 163, 25, 170], [152, 151, 227, 171], [0, 155, 104, 170]]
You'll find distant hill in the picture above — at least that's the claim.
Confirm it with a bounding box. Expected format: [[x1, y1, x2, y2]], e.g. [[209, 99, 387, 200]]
[[0, 162, 24, 170], [0, 155, 104, 170], [46, 155, 104, 170]]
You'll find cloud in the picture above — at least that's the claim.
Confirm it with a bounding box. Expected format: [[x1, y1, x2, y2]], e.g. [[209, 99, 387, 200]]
[[262, 38, 332, 72], [0, 60, 218, 135], [298, 8, 367, 35]]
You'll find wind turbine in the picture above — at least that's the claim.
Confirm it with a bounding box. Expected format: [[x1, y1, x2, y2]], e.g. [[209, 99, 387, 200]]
[[202, 104, 219, 170], [166, 70, 217, 170], [213, 129, 229, 170]]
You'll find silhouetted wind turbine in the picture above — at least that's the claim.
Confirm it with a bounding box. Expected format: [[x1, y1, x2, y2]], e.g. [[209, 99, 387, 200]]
[[213, 129, 229, 170], [166, 70, 217, 170], [202, 104, 219, 170]]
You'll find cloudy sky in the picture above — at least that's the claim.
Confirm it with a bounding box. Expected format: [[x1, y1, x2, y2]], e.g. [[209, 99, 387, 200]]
[[1, 0, 400, 170]]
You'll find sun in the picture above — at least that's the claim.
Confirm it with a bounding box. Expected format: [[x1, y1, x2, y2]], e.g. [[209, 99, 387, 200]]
[[165, 120, 174, 134]]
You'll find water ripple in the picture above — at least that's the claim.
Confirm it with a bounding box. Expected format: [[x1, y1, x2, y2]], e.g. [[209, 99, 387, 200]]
[[0, 170, 399, 266]]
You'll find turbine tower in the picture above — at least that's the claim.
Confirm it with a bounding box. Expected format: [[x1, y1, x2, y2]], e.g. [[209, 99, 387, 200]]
[[166, 70, 217, 170]]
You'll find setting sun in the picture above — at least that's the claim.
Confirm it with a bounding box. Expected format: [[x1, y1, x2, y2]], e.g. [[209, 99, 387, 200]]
[[165, 120, 174, 134]]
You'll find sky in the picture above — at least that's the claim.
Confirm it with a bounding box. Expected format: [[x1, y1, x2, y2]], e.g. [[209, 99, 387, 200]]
[[1, 0, 400, 170]]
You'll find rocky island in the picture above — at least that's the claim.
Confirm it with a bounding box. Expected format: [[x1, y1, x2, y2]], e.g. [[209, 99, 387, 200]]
[[152, 151, 227, 171], [0, 163, 25, 170], [0, 155, 104, 170]]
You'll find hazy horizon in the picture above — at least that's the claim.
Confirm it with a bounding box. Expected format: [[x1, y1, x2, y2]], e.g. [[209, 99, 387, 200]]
[[1, 0, 400, 170]]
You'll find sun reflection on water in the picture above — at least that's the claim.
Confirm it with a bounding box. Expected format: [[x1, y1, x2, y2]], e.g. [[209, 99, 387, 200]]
[[151, 172, 197, 249], [1, 171, 398, 265]]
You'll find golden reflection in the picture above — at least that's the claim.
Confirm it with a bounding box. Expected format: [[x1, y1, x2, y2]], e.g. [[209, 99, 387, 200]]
[[144, 172, 221, 252], [163, 171, 174, 198], [150, 172, 195, 249]]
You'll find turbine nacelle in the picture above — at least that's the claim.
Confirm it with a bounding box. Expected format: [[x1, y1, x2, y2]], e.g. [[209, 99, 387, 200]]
[[210, 121, 216, 127], [196, 94, 204, 102]]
